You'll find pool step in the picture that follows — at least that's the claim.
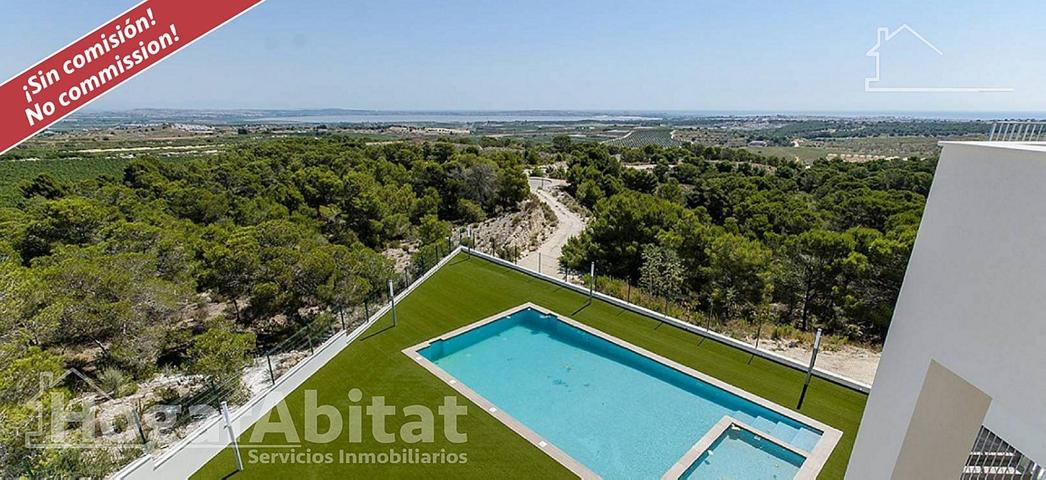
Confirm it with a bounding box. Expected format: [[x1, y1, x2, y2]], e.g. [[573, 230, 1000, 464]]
[[769, 422, 797, 444], [792, 429, 821, 453], [732, 412, 756, 427], [751, 416, 778, 435], [731, 413, 819, 453]]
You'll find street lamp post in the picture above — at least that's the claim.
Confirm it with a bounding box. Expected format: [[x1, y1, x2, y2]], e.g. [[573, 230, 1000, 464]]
[[797, 328, 822, 409], [388, 280, 397, 327]]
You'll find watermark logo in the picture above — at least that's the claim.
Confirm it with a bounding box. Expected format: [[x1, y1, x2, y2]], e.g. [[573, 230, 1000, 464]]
[[246, 388, 468, 447], [864, 24, 1014, 93], [24, 368, 148, 450], [21, 374, 471, 467]]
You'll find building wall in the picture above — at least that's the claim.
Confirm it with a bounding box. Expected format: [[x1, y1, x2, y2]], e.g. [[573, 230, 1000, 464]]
[[847, 142, 1046, 479]]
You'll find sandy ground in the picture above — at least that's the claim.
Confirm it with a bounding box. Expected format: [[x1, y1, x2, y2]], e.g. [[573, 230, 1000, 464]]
[[518, 177, 587, 279], [756, 338, 880, 385]]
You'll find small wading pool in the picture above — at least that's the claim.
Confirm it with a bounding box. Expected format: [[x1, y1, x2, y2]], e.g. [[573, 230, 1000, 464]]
[[404, 304, 840, 479], [678, 420, 806, 480]]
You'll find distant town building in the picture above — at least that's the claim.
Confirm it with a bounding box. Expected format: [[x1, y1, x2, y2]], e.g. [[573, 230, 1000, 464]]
[[171, 123, 216, 133], [387, 125, 470, 136]]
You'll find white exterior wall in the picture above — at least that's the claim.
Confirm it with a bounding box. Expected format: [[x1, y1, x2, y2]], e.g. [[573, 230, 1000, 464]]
[[848, 142, 1046, 478]]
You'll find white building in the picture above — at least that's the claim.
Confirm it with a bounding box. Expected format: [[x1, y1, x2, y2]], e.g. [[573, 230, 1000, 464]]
[[848, 133, 1046, 479]]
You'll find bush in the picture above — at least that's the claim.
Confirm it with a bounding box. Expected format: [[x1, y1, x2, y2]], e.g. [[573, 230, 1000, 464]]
[[457, 199, 486, 223], [418, 214, 450, 245], [189, 317, 256, 388], [154, 385, 180, 405], [97, 368, 138, 398], [113, 415, 129, 434]]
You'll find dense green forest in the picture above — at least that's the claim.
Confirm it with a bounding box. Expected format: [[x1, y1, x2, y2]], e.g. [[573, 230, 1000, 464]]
[[559, 141, 933, 342], [0, 134, 934, 476], [0, 138, 528, 476]]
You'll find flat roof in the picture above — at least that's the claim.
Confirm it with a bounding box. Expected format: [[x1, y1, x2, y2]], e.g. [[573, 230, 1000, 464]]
[[938, 140, 1046, 154]]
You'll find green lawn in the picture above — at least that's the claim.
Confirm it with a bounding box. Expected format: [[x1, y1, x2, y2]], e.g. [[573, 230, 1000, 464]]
[[193, 253, 866, 479]]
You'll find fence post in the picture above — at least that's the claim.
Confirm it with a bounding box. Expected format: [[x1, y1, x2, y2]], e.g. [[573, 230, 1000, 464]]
[[266, 352, 276, 385], [221, 402, 244, 473], [626, 282, 631, 302], [749, 319, 763, 365], [364, 298, 370, 321], [308, 332, 315, 354], [130, 406, 148, 451], [388, 280, 397, 327], [797, 328, 822, 409], [588, 262, 595, 303], [538, 252, 542, 274]]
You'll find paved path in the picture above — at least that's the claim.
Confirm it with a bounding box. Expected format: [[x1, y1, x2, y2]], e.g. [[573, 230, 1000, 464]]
[[518, 177, 586, 278]]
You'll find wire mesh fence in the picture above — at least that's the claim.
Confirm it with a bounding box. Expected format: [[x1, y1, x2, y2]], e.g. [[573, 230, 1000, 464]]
[[83, 236, 468, 469], [88, 230, 862, 479], [464, 234, 844, 385]]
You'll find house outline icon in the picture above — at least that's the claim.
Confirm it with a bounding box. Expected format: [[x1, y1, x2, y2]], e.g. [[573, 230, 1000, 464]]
[[23, 368, 148, 449], [864, 24, 1013, 93]]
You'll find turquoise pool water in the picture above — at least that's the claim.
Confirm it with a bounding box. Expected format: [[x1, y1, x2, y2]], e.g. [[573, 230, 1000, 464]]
[[681, 427, 804, 480], [419, 307, 820, 479]]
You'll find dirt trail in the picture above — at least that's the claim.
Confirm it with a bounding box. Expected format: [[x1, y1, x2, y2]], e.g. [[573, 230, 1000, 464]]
[[518, 177, 586, 278], [513, 177, 880, 385]]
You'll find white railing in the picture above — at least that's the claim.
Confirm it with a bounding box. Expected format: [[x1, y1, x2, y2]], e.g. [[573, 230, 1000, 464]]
[[989, 121, 1046, 142], [961, 426, 1044, 480]]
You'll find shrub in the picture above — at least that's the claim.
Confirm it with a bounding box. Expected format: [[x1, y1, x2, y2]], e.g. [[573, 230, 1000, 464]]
[[97, 368, 138, 398], [189, 317, 256, 388], [457, 199, 486, 223]]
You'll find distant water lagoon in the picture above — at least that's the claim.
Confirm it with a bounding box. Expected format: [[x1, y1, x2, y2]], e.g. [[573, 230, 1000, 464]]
[[256, 112, 662, 124]]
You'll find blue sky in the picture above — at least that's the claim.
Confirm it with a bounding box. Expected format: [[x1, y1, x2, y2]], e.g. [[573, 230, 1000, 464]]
[[3, 0, 1045, 112]]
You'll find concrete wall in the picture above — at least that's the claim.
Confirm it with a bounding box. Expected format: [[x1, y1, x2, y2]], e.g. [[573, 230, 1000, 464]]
[[847, 142, 1046, 479]]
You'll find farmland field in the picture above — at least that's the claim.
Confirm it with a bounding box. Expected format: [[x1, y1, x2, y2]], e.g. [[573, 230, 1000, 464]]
[[605, 128, 680, 147], [744, 146, 831, 164]]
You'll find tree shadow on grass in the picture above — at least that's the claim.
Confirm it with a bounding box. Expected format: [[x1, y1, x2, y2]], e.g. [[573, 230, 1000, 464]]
[[359, 321, 395, 342], [446, 255, 470, 268]]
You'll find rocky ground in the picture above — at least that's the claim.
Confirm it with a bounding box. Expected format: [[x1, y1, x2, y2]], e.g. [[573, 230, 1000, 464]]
[[465, 191, 558, 258]]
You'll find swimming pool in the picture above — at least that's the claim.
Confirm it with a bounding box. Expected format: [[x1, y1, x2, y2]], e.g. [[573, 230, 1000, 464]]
[[680, 424, 804, 480], [404, 304, 840, 479]]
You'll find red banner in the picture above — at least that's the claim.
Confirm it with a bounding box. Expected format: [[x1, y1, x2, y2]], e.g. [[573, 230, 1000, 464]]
[[0, 0, 264, 154]]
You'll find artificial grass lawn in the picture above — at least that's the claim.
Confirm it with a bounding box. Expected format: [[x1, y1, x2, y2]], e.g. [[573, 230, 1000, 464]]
[[193, 253, 866, 479]]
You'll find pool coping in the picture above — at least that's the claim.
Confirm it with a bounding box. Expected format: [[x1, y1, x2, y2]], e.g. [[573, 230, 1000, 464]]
[[661, 416, 814, 479], [402, 302, 842, 480]]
